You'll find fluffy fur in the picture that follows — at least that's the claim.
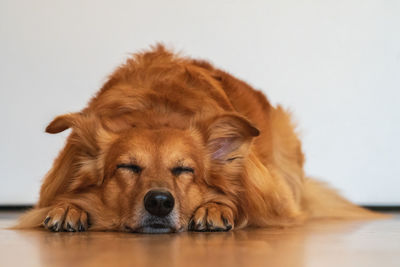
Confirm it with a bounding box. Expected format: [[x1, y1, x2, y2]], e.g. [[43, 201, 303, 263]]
[[15, 45, 382, 233]]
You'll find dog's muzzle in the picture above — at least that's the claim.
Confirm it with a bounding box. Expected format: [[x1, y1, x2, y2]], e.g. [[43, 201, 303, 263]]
[[130, 189, 178, 234]]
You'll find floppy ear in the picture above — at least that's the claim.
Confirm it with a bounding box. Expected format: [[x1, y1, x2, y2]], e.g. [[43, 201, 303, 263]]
[[45, 113, 80, 133], [207, 114, 259, 161], [46, 112, 104, 157], [46, 112, 113, 188]]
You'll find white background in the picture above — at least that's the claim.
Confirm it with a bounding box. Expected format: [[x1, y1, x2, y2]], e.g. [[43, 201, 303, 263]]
[[0, 0, 399, 205]]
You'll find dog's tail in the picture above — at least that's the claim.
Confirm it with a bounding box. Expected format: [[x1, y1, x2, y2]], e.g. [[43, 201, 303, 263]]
[[10, 207, 51, 229], [302, 178, 389, 220]]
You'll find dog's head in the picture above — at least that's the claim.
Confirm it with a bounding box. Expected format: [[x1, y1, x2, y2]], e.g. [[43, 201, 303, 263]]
[[46, 111, 258, 233]]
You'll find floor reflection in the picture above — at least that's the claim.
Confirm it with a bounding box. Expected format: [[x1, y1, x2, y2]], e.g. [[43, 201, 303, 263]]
[[3, 217, 396, 267]]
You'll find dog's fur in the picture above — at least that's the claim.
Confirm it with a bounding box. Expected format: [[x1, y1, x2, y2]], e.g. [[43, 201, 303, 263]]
[[16, 45, 381, 233]]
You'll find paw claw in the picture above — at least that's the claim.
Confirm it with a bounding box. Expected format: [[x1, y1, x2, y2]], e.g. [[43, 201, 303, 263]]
[[66, 223, 76, 232], [188, 219, 195, 230], [194, 223, 203, 231], [50, 222, 61, 232], [221, 216, 232, 230], [43, 216, 50, 226], [78, 223, 85, 232]]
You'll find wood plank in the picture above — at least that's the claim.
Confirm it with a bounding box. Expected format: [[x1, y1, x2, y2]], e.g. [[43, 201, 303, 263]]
[[1, 212, 399, 267]]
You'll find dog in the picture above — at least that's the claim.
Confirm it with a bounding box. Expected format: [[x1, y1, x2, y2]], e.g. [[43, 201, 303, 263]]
[[16, 45, 381, 233]]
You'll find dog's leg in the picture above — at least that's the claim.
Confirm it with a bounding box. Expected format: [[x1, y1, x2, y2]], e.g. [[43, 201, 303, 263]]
[[38, 141, 80, 207], [42, 203, 89, 232], [189, 202, 234, 232]]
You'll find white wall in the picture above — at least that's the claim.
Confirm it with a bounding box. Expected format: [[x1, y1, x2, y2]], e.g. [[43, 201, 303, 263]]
[[0, 0, 399, 205]]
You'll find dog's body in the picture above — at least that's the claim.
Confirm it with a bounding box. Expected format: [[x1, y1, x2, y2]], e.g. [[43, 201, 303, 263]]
[[17, 45, 379, 233]]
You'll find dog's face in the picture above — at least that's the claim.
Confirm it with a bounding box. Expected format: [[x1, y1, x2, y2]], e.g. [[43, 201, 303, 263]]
[[102, 127, 207, 233], [46, 112, 259, 233]]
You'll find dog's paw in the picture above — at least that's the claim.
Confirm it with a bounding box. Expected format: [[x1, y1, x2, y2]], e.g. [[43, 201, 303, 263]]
[[43, 204, 89, 232], [189, 203, 234, 232]]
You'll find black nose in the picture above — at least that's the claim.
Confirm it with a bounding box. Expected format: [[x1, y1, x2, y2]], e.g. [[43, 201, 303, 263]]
[[144, 190, 175, 217]]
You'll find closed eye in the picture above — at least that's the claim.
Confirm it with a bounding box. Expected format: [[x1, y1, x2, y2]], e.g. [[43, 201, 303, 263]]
[[117, 164, 142, 174], [171, 166, 194, 176]]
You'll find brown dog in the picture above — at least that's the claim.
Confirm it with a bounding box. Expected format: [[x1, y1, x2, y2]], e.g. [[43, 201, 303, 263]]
[[16, 45, 380, 233]]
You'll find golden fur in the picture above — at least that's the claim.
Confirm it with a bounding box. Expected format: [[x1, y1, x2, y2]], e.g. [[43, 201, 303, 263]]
[[16, 45, 382, 233]]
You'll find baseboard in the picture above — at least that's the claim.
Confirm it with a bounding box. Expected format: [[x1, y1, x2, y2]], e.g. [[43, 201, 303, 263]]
[[0, 205, 33, 211], [363, 206, 400, 212]]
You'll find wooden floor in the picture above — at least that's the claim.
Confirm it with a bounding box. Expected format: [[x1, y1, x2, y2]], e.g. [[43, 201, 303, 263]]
[[1, 211, 399, 267]]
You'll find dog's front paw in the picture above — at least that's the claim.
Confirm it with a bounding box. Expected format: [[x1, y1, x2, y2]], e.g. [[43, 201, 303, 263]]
[[189, 203, 234, 232], [43, 203, 89, 232]]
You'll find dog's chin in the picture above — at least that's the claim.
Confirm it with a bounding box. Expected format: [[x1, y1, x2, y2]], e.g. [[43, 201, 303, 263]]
[[135, 224, 176, 234], [127, 214, 181, 234]]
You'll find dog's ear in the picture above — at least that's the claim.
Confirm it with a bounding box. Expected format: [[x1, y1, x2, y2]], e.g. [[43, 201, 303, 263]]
[[207, 114, 259, 161], [45, 113, 81, 133], [46, 112, 105, 156]]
